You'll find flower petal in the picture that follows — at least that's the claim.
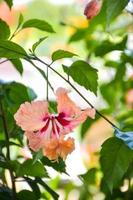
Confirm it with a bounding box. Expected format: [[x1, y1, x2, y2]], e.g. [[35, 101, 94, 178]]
[[43, 138, 59, 161], [56, 87, 81, 117], [25, 131, 45, 151], [42, 136, 75, 161], [14, 101, 49, 131], [58, 137, 75, 160]]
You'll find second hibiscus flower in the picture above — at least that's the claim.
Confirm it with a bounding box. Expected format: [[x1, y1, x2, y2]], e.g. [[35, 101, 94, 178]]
[[14, 87, 95, 161]]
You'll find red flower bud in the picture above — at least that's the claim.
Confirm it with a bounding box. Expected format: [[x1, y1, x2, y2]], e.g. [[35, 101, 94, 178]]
[[84, 0, 101, 20]]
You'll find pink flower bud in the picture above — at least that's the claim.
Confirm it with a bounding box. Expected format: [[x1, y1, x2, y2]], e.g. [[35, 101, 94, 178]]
[[84, 0, 101, 20]]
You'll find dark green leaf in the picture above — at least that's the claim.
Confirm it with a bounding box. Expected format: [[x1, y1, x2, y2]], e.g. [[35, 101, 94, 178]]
[[95, 36, 127, 57], [36, 177, 59, 200], [41, 156, 66, 173], [0, 40, 27, 59], [4, 0, 13, 9], [100, 137, 133, 192], [17, 159, 48, 177], [22, 19, 55, 33], [17, 190, 36, 200], [52, 49, 77, 61], [0, 19, 10, 40], [0, 186, 12, 200], [10, 59, 23, 75], [24, 177, 41, 200], [105, 0, 129, 26], [80, 168, 98, 185], [32, 37, 48, 52], [63, 60, 98, 95]]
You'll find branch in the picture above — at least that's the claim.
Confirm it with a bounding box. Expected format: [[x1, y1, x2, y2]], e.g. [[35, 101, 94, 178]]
[[33, 55, 119, 129], [0, 99, 17, 200]]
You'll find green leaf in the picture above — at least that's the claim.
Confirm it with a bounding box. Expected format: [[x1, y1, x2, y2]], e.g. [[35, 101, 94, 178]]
[[80, 168, 98, 185], [0, 40, 27, 59], [69, 28, 88, 43], [41, 156, 66, 173], [0, 19, 10, 40], [95, 36, 127, 57], [0, 186, 12, 200], [63, 60, 98, 95], [24, 177, 41, 200], [52, 49, 77, 62], [17, 190, 36, 200], [22, 19, 55, 33], [36, 178, 59, 200], [17, 14, 24, 29], [100, 137, 133, 192], [32, 37, 48, 52], [17, 159, 48, 177], [105, 0, 129, 26], [4, 0, 13, 9], [10, 59, 23, 75]]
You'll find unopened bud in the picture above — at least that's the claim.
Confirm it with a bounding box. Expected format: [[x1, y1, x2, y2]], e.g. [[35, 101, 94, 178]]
[[84, 0, 101, 20]]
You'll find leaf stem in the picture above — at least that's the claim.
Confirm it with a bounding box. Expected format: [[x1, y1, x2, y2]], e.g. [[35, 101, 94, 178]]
[[46, 65, 49, 101], [0, 100, 17, 200], [33, 55, 119, 129]]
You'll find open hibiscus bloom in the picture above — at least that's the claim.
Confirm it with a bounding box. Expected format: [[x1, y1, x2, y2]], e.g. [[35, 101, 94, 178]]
[[14, 88, 95, 161]]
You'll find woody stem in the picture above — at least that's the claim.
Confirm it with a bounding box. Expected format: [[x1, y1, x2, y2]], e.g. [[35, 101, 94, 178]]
[[30, 55, 119, 129]]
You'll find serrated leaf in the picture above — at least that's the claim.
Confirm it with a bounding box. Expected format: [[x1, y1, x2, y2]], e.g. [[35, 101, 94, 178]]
[[105, 0, 129, 26], [32, 37, 48, 52], [17, 159, 48, 177], [63, 60, 98, 95], [4, 0, 13, 9], [0, 40, 27, 59], [52, 49, 77, 61], [100, 137, 133, 192], [10, 59, 23, 75], [22, 19, 55, 33], [0, 19, 10, 40]]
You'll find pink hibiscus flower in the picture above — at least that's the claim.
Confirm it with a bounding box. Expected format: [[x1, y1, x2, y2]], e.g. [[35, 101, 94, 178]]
[[14, 88, 95, 161]]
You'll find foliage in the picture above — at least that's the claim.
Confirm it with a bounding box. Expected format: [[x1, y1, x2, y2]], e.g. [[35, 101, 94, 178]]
[[0, 0, 133, 199]]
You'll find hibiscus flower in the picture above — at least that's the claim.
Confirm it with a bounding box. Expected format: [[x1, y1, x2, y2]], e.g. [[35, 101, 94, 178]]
[[14, 88, 95, 161]]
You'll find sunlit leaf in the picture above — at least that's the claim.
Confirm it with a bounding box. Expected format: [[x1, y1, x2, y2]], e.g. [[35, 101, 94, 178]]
[[32, 37, 48, 52], [22, 19, 55, 33], [0, 40, 27, 59], [0, 19, 10, 40], [63, 60, 98, 95], [52, 49, 77, 61]]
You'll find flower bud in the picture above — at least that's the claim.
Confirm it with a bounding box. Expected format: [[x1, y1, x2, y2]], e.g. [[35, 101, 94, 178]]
[[84, 0, 101, 20]]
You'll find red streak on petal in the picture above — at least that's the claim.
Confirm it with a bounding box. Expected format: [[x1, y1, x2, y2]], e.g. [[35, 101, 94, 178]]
[[56, 113, 70, 126], [40, 119, 50, 133]]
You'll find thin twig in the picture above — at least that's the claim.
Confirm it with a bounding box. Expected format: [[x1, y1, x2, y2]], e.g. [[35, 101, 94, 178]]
[[33, 55, 119, 129]]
